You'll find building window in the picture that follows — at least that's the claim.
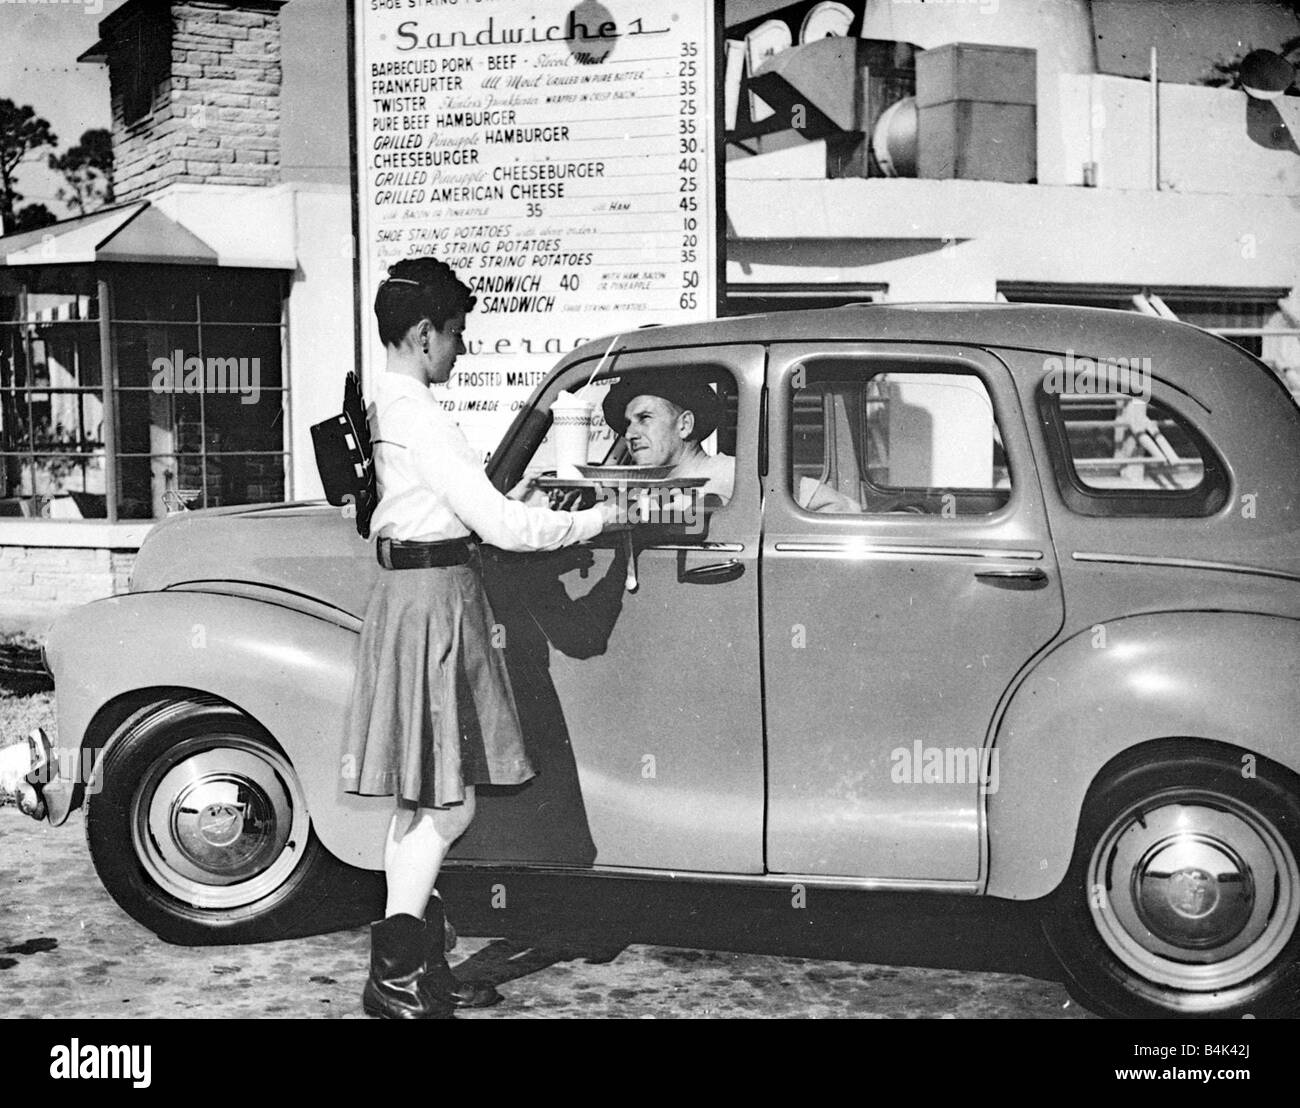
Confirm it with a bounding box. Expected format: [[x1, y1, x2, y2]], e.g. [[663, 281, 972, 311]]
[[0, 264, 288, 521], [727, 283, 888, 315], [998, 283, 1294, 364], [115, 6, 173, 125]]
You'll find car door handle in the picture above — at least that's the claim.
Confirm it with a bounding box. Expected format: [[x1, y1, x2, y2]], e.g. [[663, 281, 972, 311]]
[[974, 566, 1048, 588], [680, 559, 745, 584]]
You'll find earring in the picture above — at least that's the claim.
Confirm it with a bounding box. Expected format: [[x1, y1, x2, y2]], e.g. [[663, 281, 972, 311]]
[[423, 341, 429, 353]]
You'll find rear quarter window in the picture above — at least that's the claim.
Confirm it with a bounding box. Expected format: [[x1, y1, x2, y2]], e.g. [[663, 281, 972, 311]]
[[1038, 388, 1229, 518]]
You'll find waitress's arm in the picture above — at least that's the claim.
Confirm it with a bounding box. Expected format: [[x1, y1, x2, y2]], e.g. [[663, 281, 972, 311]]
[[414, 432, 604, 552]]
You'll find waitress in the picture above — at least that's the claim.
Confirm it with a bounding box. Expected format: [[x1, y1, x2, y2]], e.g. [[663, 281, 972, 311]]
[[342, 255, 619, 1020]]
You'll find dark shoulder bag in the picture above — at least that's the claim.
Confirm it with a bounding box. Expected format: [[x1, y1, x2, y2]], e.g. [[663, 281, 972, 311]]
[[310, 372, 378, 538]]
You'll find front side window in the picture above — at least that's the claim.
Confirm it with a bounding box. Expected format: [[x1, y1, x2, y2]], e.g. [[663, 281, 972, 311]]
[[500, 361, 740, 531], [790, 363, 1011, 516]]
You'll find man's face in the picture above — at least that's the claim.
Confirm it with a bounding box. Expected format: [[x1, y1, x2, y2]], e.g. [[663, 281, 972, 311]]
[[624, 394, 692, 466]]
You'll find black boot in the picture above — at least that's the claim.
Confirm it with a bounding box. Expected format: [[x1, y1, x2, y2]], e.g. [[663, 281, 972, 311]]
[[424, 898, 502, 1009], [362, 913, 454, 1019]]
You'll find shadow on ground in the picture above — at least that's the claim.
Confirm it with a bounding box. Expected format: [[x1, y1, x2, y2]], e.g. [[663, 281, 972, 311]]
[[434, 870, 1064, 986]]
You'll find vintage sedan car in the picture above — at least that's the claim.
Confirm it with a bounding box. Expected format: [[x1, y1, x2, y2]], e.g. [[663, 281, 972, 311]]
[[20, 304, 1300, 1019]]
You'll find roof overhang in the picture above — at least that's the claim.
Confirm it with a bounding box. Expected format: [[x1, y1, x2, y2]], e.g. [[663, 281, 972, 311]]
[[0, 199, 293, 270]]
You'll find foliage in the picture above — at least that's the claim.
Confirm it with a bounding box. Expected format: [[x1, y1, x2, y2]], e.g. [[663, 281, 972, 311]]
[[0, 99, 57, 229], [1200, 35, 1300, 91], [9, 204, 56, 232], [9, 204, 57, 232], [48, 129, 114, 216]]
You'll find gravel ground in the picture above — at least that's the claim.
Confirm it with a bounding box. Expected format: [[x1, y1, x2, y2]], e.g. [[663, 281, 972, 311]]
[[1, 802, 1091, 1018]]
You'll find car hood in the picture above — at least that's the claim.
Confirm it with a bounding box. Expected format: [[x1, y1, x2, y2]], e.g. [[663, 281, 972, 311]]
[[130, 502, 379, 618]]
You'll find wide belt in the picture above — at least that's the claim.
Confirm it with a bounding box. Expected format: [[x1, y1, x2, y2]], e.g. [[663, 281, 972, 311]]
[[377, 536, 474, 570]]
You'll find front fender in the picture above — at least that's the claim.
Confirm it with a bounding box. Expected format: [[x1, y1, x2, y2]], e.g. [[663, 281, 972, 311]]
[[986, 611, 1300, 900], [46, 590, 390, 868]]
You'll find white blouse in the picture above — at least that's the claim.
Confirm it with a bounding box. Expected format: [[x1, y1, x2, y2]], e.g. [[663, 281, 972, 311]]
[[367, 372, 603, 550]]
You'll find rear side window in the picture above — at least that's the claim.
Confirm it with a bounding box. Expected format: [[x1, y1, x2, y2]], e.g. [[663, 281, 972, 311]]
[[791, 363, 1012, 516], [1040, 389, 1228, 517]]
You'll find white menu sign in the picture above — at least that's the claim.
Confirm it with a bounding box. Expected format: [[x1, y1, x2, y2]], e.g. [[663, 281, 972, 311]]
[[353, 0, 719, 461]]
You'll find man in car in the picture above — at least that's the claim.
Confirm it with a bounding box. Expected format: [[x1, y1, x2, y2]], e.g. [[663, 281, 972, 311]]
[[600, 372, 734, 502], [601, 373, 861, 512]]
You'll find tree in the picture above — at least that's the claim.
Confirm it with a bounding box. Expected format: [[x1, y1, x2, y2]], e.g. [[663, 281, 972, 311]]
[[11, 204, 57, 232], [49, 129, 115, 216], [0, 99, 58, 231]]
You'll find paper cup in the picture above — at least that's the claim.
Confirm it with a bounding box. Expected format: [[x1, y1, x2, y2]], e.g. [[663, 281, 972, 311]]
[[550, 391, 592, 477]]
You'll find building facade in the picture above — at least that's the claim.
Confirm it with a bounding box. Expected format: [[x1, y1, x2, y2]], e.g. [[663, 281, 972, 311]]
[[0, 0, 352, 621]]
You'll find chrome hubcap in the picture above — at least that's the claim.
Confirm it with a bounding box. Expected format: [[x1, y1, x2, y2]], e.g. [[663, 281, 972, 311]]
[[1134, 835, 1254, 950], [1088, 788, 1299, 1003], [131, 734, 309, 910]]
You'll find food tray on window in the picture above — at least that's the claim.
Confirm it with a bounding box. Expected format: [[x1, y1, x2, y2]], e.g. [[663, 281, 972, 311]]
[[532, 476, 708, 490]]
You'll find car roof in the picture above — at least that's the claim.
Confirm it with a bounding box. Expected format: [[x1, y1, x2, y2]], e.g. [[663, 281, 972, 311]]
[[569, 303, 1249, 388]]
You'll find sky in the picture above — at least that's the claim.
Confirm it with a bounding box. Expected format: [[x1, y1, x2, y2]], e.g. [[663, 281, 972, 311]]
[[0, 0, 127, 219]]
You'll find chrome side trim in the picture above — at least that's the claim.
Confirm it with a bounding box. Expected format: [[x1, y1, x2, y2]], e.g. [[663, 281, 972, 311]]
[[166, 581, 364, 632], [772, 542, 1043, 561], [444, 861, 979, 894], [645, 542, 745, 553], [1072, 552, 1300, 584]]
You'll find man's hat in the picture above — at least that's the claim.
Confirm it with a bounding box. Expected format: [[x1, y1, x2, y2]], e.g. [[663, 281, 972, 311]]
[[601, 372, 724, 441]]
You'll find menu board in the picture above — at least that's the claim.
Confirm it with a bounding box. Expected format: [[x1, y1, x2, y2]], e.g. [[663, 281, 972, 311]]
[[352, 0, 720, 461]]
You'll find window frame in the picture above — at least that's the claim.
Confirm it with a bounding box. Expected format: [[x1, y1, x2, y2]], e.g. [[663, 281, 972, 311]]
[[784, 354, 1017, 521], [1036, 381, 1230, 519]]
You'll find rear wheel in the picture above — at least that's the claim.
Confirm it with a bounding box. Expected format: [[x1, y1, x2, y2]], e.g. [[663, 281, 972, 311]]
[[1042, 743, 1300, 1018], [86, 697, 379, 944]]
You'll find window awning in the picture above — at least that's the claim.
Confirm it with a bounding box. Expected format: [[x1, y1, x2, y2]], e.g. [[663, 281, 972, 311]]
[[0, 201, 274, 268]]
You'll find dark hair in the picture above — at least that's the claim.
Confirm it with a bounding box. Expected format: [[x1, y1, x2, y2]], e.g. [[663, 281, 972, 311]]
[[374, 256, 477, 348]]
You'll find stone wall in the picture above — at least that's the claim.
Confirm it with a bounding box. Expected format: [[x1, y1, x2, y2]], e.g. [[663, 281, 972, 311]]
[[0, 547, 136, 620], [109, 1, 284, 203]]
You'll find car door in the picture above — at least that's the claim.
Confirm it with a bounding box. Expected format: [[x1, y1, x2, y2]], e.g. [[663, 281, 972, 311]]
[[761, 343, 1065, 883], [466, 344, 766, 874]]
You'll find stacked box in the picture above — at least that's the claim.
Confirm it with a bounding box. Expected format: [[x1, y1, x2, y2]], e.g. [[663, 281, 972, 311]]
[[917, 43, 1037, 183]]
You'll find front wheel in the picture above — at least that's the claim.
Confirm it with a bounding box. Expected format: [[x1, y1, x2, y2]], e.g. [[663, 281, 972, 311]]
[[1042, 743, 1300, 1018], [86, 697, 377, 944]]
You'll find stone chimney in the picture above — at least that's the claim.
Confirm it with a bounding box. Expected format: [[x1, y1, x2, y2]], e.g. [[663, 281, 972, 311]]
[[80, 0, 285, 202]]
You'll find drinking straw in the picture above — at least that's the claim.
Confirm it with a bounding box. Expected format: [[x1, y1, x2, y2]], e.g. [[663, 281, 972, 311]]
[[581, 334, 622, 395]]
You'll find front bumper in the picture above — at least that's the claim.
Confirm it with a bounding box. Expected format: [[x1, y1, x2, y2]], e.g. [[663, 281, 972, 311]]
[[0, 729, 74, 823]]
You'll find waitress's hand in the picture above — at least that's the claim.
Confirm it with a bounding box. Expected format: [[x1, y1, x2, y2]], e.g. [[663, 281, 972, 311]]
[[548, 486, 593, 511], [596, 497, 627, 532]]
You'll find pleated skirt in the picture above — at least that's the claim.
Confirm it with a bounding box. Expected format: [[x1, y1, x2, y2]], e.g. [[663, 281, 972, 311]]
[[341, 555, 534, 808]]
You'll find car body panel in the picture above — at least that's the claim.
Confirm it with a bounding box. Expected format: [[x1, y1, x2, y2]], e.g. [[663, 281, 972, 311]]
[[986, 610, 1300, 899], [761, 343, 1065, 880], [130, 503, 379, 618], [470, 344, 768, 873], [44, 590, 642, 871]]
